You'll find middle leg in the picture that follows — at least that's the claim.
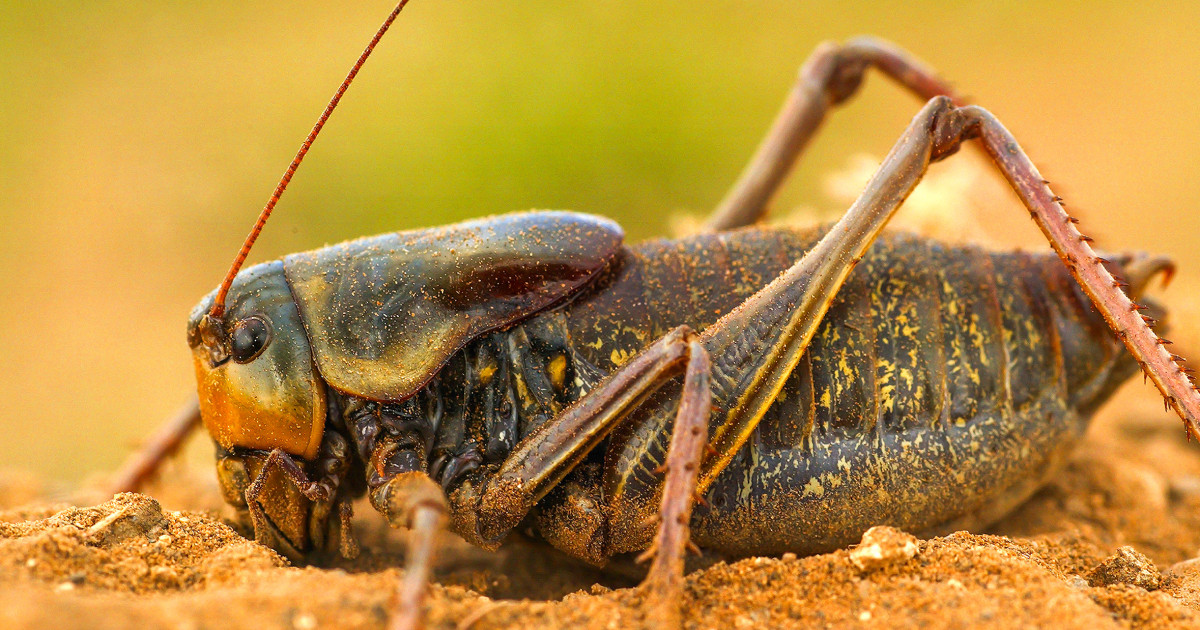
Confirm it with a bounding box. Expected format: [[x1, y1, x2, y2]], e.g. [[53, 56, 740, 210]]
[[448, 326, 713, 626]]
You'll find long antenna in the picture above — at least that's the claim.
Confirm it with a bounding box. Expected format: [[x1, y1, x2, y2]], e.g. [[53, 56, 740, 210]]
[[210, 0, 411, 318]]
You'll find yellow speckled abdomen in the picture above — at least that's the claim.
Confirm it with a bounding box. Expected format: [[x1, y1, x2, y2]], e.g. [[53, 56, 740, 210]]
[[550, 225, 1136, 557]]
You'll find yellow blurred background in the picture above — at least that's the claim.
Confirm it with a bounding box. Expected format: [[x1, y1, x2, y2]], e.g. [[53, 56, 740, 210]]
[[3, 1, 1200, 484]]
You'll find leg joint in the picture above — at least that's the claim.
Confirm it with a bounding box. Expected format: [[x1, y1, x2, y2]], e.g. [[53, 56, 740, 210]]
[[801, 40, 870, 106], [929, 100, 982, 162]]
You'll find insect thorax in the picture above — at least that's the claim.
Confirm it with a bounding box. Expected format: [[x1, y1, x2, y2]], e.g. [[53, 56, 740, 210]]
[[326, 309, 593, 499]]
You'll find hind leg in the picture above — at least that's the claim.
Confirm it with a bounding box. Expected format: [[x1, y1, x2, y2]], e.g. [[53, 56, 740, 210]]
[[708, 37, 961, 231], [694, 95, 1200, 496], [455, 96, 1200, 627], [605, 95, 1200, 613]]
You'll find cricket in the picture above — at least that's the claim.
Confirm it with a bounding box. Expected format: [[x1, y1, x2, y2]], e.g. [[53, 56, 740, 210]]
[[97, 3, 1200, 629]]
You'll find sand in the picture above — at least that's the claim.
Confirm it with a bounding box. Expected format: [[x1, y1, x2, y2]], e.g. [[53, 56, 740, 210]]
[[3, 403, 1200, 629]]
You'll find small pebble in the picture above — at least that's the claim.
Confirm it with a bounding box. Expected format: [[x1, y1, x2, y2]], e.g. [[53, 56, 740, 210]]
[[55, 582, 75, 593], [858, 611, 872, 621], [84, 495, 166, 547], [24, 558, 37, 568], [850, 526, 918, 572], [1086, 546, 1162, 590], [781, 552, 797, 562]]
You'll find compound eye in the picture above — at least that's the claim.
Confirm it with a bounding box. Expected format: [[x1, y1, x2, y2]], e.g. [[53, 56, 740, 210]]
[[230, 316, 272, 363]]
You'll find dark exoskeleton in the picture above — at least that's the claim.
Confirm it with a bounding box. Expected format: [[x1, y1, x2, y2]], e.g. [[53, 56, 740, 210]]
[[114, 14, 1200, 630], [193, 213, 1160, 564]]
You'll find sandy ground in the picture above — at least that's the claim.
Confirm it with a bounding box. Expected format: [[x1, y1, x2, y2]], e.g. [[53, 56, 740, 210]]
[[4, 401, 1200, 630]]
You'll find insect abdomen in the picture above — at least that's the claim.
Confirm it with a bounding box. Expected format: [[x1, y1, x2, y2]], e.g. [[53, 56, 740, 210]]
[[566, 226, 1130, 425], [560, 226, 1137, 557]]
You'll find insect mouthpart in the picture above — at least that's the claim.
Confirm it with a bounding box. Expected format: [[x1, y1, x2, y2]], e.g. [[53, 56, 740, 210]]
[[216, 449, 313, 557], [336, 394, 444, 517]]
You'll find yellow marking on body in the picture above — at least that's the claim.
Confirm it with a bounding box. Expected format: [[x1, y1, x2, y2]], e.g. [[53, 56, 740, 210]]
[[739, 447, 761, 503], [547, 354, 568, 391], [968, 314, 990, 367], [879, 389, 895, 413], [478, 364, 497, 385], [624, 326, 649, 343], [877, 357, 897, 413], [802, 477, 825, 498], [826, 474, 843, 489], [1026, 321, 1041, 346], [610, 348, 633, 367]]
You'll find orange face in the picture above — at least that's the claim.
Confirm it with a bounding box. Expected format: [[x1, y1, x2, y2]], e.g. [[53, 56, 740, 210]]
[[187, 260, 326, 460]]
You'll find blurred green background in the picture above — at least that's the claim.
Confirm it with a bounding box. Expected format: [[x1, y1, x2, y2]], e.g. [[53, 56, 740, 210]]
[[3, 1, 1200, 484]]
